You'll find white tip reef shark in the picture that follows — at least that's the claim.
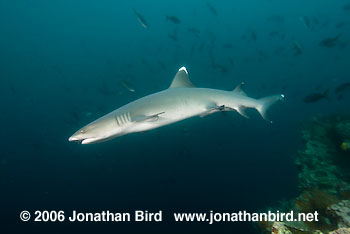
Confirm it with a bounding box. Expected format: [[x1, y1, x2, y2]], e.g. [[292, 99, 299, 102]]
[[69, 67, 284, 144]]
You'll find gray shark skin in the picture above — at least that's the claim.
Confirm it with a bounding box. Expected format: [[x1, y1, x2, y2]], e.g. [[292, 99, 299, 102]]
[[69, 67, 284, 144]]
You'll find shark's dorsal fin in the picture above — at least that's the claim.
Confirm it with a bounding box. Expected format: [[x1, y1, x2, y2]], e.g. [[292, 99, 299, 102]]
[[169, 67, 195, 88], [232, 82, 247, 96]]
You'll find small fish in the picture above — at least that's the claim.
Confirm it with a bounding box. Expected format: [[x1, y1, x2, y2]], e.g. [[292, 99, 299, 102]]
[[336, 21, 347, 29], [198, 43, 205, 52], [190, 45, 196, 57], [141, 58, 148, 65], [281, 32, 286, 40], [269, 31, 285, 40], [335, 82, 350, 94], [303, 90, 329, 103], [341, 141, 350, 151], [266, 15, 284, 24], [344, 4, 350, 11], [222, 43, 233, 48], [121, 80, 136, 93], [99, 81, 116, 96], [228, 58, 234, 66], [158, 60, 166, 70], [339, 41, 348, 49], [257, 49, 267, 63], [281, 86, 288, 94], [319, 34, 341, 48], [274, 46, 286, 55], [321, 19, 329, 28], [166, 15, 181, 24], [9, 83, 16, 95], [209, 33, 216, 45], [241, 30, 257, 41], [299, 16, 311, 29], [133, 9, 148, 29], [206, 2, 217, 16], [292, 40, 303, 56], [168, 31, 177, 42], [315, 84, 323, 90], [71, 110, 80, 122], [212, 63, 228, 73], [269, 31, 280, 37], [251, 31, 257, 41], [187, 27, 200, 36]]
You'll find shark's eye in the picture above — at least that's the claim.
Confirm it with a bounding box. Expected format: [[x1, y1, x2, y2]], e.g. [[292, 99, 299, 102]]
[[80, 129, 86, 133]]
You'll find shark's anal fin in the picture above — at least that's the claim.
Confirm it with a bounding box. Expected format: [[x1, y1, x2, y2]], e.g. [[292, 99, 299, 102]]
[[132, 112, 165, 122], [235, 106, 250, 118], [200, 105, 225, 117], [233, 82, 247, 96], [169, 67, 195, 88]]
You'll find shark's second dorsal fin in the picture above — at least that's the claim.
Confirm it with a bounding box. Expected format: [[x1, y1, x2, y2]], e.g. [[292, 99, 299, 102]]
[[169, 67, 195, 88], [233, 82, 247, 96]]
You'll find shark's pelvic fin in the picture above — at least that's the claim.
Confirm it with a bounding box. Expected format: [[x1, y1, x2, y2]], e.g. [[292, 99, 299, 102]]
[[232, 82, 247, 96], [200, 104, 225, 117], [169, 66, 195, 88], [132, 112, 165, 122]]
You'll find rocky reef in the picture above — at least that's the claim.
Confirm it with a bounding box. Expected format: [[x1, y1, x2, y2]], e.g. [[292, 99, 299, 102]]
[[257, 115, 350, 234]]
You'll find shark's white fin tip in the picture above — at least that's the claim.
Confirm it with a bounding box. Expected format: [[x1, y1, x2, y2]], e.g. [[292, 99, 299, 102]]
[[169, 67, 195, 88], [179, 66, 188, 73]]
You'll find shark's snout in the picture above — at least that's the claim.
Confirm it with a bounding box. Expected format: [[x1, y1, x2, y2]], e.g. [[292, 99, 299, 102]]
[[68, 136, 79, 142]]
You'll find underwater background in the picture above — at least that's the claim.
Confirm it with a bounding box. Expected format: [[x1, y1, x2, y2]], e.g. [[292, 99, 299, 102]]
[[1, 0, 350, 233]]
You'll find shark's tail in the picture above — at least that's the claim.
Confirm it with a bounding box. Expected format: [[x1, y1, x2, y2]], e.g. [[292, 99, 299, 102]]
[[256, 94, 285, 123]]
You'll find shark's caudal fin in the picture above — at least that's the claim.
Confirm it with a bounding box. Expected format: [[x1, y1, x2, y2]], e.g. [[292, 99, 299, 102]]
[[256, 94, 285, 123]]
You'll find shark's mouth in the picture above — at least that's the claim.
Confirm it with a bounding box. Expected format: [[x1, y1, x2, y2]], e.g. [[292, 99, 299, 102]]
[[81, 138, 98, 144], [68, 136, 98, 144]]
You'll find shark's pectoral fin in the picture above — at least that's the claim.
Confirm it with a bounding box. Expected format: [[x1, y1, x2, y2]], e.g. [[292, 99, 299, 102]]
[[200, 105, 226, 117], [132, 112, 165, 122]]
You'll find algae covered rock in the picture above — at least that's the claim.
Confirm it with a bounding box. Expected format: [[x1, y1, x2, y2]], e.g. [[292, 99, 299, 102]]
[[340, 142, 350, 152], [258, 115, 350, 234], [335, 120, 350, 140], [295, 116, 348, 194], [335, 120, 350, 152], [271, 222, 293, 234], [313, 230, 324, 234], [328, 227, 350, 234], [327, 200, 350, 228]]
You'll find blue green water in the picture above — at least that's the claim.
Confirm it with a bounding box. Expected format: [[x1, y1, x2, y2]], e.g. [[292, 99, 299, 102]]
[[1, 0, 349, 233]]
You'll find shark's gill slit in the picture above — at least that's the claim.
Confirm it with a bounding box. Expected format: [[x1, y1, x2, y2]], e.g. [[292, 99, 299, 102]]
[[115, 116, 120, 126]]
